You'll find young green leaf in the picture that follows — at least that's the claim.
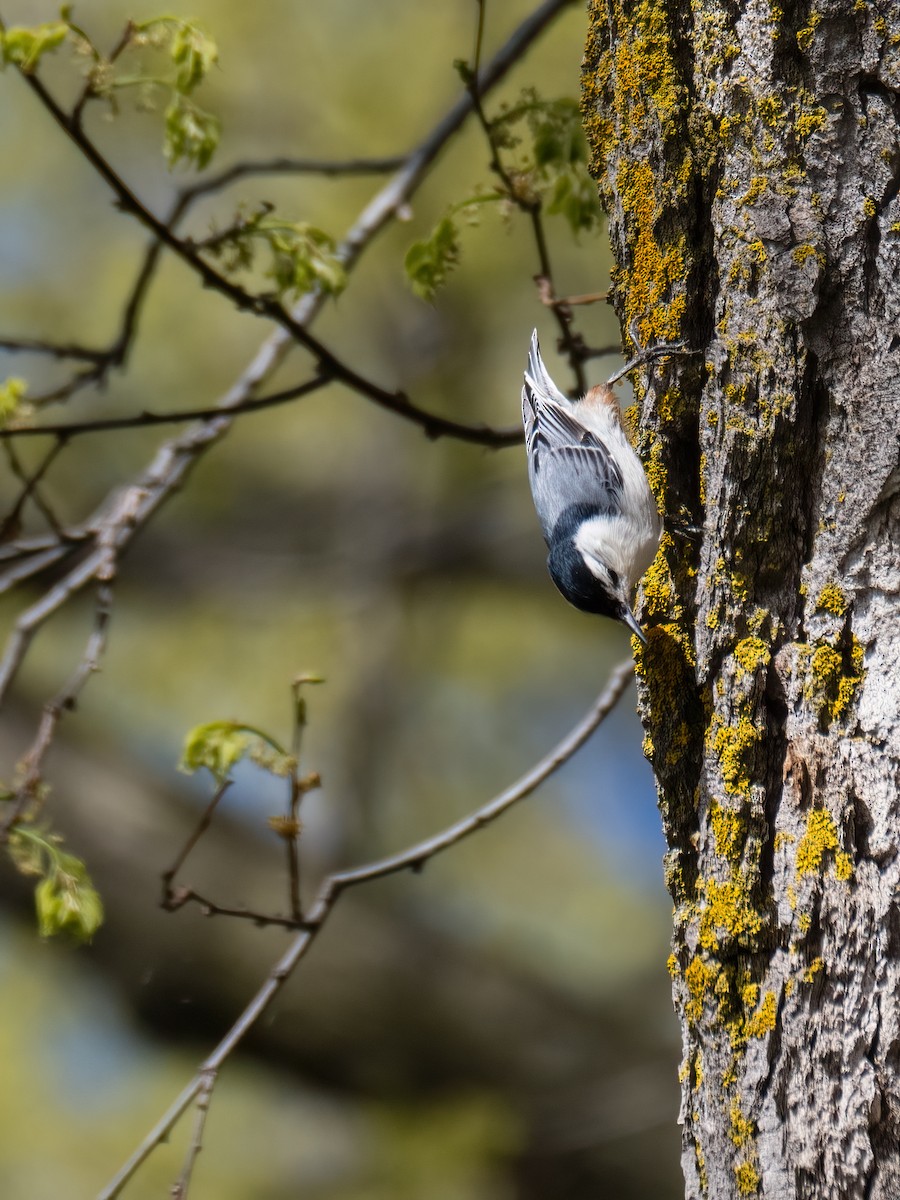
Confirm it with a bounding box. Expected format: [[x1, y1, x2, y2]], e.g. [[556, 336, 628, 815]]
[[35, 851, 104, 942], [546, 172, 603, 235], [169, 21, 218, 94], [1, 21, 69, 72], [264, 222, 347, 297], [202, 210, 346, 299], [180, 720, 250, 781], [404, 216, 460, 303], [164, 94, 220, 169], [8, 826, 104, 941], [0, 377, 28, 428]]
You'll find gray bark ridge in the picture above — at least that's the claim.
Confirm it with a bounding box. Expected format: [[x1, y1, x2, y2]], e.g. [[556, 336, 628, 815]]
[[584, 1, 900, 1197]]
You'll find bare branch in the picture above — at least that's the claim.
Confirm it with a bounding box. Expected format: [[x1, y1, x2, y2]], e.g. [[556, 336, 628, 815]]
[[0, 336, 110, 362], [540, 288, 610, 308], [161, 781, 232, 902], [98, 657, 634, 1200], [0, 544, 73, 596], [0, 375, 329, 439], [0, 580, 114, 839], [179, 154, 409, 202], [4, 203, 176, 410], [0, 530, 88, 563], [1, 437, 66, 535], [169, 1068, 216, 1200], [0, 548, 110, 708], [160, 887, 303, 931]]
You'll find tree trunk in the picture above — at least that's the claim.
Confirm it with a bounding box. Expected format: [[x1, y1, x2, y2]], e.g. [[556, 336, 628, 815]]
[[583, 2, 900, 1197]]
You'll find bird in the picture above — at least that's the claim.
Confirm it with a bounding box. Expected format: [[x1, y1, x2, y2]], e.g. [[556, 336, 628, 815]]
[[521, 329, 662, 645]]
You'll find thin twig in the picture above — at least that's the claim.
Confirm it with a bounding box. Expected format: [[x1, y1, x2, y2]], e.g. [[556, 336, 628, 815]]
[[97, 657, 633, 1200], [1, 438, 66, 535], [160, 887, 304, 930], [0, 544, 72, 595], [0, 375, 329, 439], [169, 1068, 216, 1200], [178, 155, 408, 202], [0, 580, 114, 839], [541, 289, 609, 308], [0, 530, 89, 563], [0, 336, 110, 361], [0, 547, 110, 709], [161, 781, 232, 903]]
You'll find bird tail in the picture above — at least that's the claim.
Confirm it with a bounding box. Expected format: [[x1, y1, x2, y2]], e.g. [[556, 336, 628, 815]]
[[524, 330, 569, 407]]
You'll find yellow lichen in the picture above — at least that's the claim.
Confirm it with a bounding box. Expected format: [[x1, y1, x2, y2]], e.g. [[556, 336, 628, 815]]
[[815, 581, 848, 616], [795, 106, 827, 139], [743, 176, 769, 203], [685, 955, 716, 1022], [712, 716, 760, 795], [835, 851, 854, 882], [796, 809, 839, 877], [802, 958, 824, 983], [696, 1143, 708, 1193], [745, 990, 777, 1038], [802, 634, 865, 725], [734, 636, 770, 678], [863, 196, 877, 217], [711, 802, 747, 864], [735, 1161, 761, 1194], [699, 876, 763, 950], [792, 243, 819, 265], [616, 158, 688, 341], [758, 94, 784, 126], [729, 1097, 755, 1147], [644, 441, 668, 507], [796, 9, 822, 51]]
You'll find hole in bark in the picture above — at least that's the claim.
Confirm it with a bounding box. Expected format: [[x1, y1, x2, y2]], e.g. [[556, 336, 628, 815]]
[[849, 788, 872, 863], [885, 903, 900, 961]]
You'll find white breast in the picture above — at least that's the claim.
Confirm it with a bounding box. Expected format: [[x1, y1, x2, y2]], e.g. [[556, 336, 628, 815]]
[[570, 398, 661, 590]]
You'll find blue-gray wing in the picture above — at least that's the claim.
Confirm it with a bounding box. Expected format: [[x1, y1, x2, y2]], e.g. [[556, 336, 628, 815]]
[[522, 379, 624, 545]]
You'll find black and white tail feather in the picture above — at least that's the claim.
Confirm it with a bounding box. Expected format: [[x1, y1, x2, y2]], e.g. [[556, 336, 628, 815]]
[[522, 330, 662, 646]]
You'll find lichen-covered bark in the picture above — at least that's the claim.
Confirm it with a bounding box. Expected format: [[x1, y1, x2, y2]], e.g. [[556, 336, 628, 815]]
[[583, 2, 900, 1197]]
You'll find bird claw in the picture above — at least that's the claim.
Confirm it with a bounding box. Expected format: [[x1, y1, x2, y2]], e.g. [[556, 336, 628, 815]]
[[665, 515, 703, 542]]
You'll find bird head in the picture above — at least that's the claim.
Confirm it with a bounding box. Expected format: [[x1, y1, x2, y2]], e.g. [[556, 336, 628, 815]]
[[547, 536, 646, 644]]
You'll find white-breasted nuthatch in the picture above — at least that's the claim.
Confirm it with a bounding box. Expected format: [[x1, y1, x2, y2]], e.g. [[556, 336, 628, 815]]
[[521, 330, 662, 645]]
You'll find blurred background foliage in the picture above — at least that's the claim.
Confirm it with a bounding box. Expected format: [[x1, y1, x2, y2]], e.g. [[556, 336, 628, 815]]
[[0, 1, 683, 1196]]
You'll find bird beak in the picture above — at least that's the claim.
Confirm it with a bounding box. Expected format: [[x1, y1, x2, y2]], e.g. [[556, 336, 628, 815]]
[[621, 606, 647, 645]]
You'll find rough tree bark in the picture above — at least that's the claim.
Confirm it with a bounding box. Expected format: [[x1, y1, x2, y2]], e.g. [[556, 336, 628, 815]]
[[583, 2, 900, 1198]]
